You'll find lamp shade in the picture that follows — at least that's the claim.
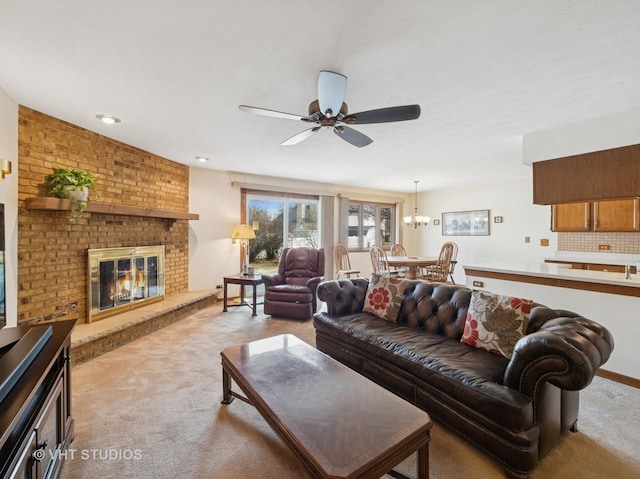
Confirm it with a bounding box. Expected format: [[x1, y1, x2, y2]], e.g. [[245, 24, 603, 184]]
[[230, 224, 256, 242]]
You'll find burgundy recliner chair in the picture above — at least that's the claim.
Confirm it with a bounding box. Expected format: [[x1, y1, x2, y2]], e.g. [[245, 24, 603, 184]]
[[262, 247, 325, 320]]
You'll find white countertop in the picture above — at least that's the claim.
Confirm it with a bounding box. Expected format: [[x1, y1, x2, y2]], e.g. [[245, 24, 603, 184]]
[[544, 251, 640, 266], [464, 261, 640, 288]]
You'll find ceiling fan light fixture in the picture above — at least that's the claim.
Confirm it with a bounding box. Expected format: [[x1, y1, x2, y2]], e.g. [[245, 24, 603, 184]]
[[96, 114, 121, 125], [239, 71, 420, 147]]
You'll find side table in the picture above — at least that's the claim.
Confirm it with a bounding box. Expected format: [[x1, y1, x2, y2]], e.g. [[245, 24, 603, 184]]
[[223, 274, 264, 317]]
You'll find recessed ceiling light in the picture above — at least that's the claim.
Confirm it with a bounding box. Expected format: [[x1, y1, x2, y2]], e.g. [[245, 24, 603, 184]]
[[195, 156, 209, 163], [96, 114, 121, 125]]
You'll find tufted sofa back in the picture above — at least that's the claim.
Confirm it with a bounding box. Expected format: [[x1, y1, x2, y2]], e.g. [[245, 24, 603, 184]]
[[397, 281, 471, 339], [317, 278, 564, 341]]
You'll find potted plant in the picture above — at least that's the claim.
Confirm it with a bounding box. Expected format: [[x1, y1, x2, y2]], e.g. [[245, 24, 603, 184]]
[[45, 167, 99, 222]]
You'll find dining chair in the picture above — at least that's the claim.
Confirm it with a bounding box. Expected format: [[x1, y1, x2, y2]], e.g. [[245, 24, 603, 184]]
[[421, 242, 455, 283], [369, 245, 392, 277], [389, 243, 408, 276], [445, 241, 459, 284], [334, 243, 361, 279]]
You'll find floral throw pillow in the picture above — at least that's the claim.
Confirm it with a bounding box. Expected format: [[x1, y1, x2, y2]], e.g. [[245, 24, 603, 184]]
[[363, 274, 407, 322], [461, 290, 533, 359]]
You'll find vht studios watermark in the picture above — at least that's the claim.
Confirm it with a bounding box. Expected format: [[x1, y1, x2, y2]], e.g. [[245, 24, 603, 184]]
[[33, 448, 143, 462]]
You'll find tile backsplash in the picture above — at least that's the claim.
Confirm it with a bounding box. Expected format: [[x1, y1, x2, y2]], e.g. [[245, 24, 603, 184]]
[[558, 232, 640, 254]]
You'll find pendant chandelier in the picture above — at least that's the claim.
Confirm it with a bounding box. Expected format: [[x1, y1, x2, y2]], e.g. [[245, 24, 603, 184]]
[[404, 180, 430, 228]]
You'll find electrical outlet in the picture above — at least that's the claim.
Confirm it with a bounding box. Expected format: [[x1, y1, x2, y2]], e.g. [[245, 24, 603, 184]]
[[540, 238, 549, 247], [598, 244, 611, 251], [472, 281, 484, 288]]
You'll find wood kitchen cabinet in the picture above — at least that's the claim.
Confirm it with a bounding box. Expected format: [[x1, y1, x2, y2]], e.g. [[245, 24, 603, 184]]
[[551, 198, 640, 232]]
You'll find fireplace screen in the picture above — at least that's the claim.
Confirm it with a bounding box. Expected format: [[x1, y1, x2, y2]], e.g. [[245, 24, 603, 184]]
[[88, 246, 165, 322]]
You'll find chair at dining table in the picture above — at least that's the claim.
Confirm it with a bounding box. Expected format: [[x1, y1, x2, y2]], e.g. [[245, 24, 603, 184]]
[[389, 243, 408, 276], [369, 245, 393, 277], [445, 241, 459, 284], [333, 243, 361, 279], [420, 242, 455, 283]]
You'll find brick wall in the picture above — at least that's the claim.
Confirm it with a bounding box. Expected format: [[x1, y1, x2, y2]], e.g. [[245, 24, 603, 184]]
[[17, 106, 191, 325]]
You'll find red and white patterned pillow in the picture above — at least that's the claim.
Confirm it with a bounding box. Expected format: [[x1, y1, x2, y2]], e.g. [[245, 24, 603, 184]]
[[461, 290, 532, 359], [363, 274, 407, 322]]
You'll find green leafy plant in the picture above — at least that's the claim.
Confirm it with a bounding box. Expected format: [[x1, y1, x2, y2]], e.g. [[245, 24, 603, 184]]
[[45, 168, 99, 222]]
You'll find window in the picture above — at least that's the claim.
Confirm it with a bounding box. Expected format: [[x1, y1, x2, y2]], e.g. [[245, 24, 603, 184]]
[[243, 190, 320, 273], [347, 201, 395, 250]]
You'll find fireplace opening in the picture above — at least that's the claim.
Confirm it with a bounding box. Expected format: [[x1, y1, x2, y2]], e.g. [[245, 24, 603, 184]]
[[88, 246, 165, 322]]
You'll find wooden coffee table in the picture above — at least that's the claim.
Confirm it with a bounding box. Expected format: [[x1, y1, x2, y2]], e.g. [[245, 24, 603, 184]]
[[220, 334, 431, 479]]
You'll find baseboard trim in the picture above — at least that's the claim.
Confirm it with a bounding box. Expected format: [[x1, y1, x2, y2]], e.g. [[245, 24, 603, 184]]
[[596, 369, 640, 389]]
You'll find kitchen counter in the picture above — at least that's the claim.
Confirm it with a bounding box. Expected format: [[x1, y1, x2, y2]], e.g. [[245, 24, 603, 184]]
[[464, 261, 640, 290], [544, 251, 640, 267]]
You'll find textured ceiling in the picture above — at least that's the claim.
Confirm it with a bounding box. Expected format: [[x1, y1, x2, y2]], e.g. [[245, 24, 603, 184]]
[[1, 1, 639, 193]]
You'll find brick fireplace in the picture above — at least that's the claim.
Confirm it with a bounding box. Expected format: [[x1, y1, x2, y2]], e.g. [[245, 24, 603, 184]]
[[17, 107, 192, 325]]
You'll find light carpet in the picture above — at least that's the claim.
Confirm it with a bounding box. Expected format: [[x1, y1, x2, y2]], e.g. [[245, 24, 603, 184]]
[[61, 304, 640, 479]]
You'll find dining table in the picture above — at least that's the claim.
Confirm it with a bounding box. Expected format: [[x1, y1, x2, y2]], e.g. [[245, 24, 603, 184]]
[[386, 256, 438, 280]]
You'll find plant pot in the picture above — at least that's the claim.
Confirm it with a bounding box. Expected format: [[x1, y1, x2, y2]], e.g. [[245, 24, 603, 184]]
[[64, 186, 89, 202]]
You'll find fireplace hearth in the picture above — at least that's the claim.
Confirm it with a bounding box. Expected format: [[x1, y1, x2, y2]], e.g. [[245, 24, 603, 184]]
[[88, 246, 165, 322]]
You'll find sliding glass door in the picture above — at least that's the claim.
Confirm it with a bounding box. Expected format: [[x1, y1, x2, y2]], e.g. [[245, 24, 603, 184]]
[[245, 192, 320, 274]]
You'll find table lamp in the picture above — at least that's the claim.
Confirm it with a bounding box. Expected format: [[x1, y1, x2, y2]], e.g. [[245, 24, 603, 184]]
[[231, 224, 256, 275]]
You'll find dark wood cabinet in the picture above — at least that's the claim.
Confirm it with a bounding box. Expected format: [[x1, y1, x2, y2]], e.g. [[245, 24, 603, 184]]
[[0, 320, 75, 479], [551, 198, 640, 232], [532, 143, 640, 205]]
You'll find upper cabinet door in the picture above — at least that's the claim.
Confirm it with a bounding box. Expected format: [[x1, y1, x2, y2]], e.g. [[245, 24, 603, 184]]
[[551, 202, 591, 231], [593, 198, 640, 231]]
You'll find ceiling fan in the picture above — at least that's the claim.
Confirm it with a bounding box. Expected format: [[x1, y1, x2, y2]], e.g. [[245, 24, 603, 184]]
[[239, 71, 421, 148]]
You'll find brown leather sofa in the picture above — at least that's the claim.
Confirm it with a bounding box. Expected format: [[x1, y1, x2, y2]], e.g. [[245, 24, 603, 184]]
[[262, 247, 324, 320], [313, 278, 614, 478]]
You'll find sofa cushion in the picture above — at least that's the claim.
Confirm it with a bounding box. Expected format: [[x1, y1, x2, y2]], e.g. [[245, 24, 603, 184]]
[[461, 290, 532, 359], [363, 274, 407, 322], [265, 284, 313, 303]]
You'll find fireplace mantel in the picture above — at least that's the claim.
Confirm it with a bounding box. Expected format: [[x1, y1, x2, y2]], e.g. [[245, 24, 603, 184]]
[[25, 197, 199, 220]]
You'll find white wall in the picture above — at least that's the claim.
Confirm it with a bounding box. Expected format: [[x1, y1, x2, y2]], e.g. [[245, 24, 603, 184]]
[[523, 105, 640, 163], [187, 168, 557, 287], [408, 175, 556, 284], [188, 169, 242, 291], [0, 87, 19, 327], [188, 170, 410, 287]]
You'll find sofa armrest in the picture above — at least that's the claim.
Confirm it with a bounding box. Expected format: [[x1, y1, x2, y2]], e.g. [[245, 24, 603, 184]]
[[504, 316, 614, 396], [306, 276, 324, 291], [316, 278, 369, 315], [262, 273, 284, 288]]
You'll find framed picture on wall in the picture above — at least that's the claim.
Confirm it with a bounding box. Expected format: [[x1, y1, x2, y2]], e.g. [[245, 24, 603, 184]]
[[442, 210, 490, 236]]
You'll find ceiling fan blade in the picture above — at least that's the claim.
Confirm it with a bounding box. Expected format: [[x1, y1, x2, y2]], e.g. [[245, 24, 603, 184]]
[[333, 126, 373, 148], [345, 105, 421, 124], [239, 105, 307, 121], [281, 127, 318, 146], [318, 71, 347, 117]]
